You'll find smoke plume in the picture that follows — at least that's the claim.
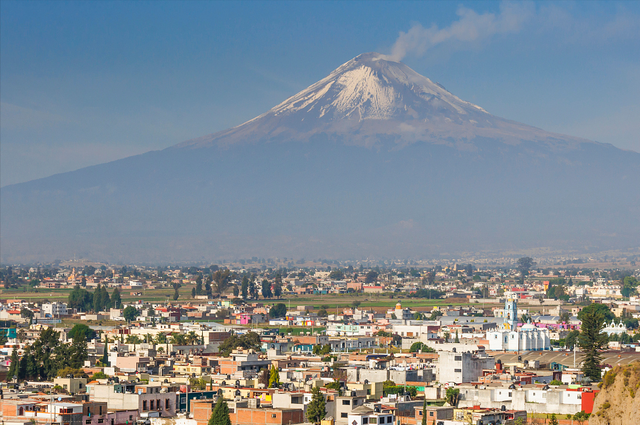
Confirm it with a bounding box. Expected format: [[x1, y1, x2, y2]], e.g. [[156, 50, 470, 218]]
[[389, 2, 534, 61]]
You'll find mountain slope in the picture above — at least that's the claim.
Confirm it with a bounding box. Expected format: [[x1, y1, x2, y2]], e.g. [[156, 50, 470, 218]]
[[177, 53, 591, 150], [2, 53, 639, 263]]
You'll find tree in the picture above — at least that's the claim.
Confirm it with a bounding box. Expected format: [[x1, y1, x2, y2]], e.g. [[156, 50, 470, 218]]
[[273, 281, 282, 298], [578, 303, 614, 322], [516, 257, 536, 280], [571, 411, 590, 425], [172, 283, 179, 300], [123, 306, 139, 322], [409, 342, 435, 353], [578, 307, 608, 382], [261, 279, 273, 298], [269, 303, 287, 318], [212, 269, 233, 295], [306, 386, 326, 424], [68, 285, 93, 311], [445, 388, 460, 407], [7, 349, 19, 381], [241, 276, 249, 300], [20, 308, 34, 320], [218, 332, 261, 357], [365, 271, 378, 283], [126, 334, 143, 345], [208, 396, 231, 425], [258, 368, 270, 387], [93, 284, 111, 312], [195, 276, 204, 295], [232, 285, 239, 297], [313, 344, 332, 355], [268, 365, 280, 388], [548, 414, 558, 425], [57, 366, 87, 378], [111, 288, 122, 309], [564, 330, 580, 349], [92, 371, 109, 380], [421, 399, 427, 425], [68, 324, 97, 341], [100, 334, 109, 366], [329, 269, 345, 280]]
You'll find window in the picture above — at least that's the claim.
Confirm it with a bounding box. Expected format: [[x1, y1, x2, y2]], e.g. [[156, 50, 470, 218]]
[[98, 420, 104, 424], [143, 401, 147, 411], [370, 418, 376, 424], [508, 392, 512, 397], [454, 369, 461, 373], [429, 412, 434, 417], [362, 418, 368, 425], [367, 390, 371, 395], [271, 414, 277, 419], [166, 400, 170, 409], [387, 417, 392, 423], [342, 400, 351, 405], [86, 421, 92, 424], [99, 406, 103, 415], [157, 400, 162, 410], [454, 356, 462, 361], [341, 413, 348, 418], [150, 401, 154, 410]]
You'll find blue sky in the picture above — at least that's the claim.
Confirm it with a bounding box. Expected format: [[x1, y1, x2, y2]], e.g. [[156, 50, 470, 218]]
[[2, 1, 639, 186]]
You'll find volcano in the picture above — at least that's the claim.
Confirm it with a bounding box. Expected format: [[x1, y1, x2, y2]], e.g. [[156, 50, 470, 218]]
[[2, 53, 639, 263]]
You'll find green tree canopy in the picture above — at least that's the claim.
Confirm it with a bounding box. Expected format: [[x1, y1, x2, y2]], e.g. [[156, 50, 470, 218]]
[[123, 306, 139, 322], [306, 387, 326, 424], [409, 342, 436, 353], [578, 307, 608, 381], [208, 397, 231, 425], [269, 303, 287, 318], [218, 332, 261, 357], [68, 324, 97, 341], [268, 365, 280, 388], [578, 303, 614, 322]]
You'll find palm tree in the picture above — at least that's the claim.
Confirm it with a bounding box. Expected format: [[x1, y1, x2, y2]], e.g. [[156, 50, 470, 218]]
[[170, 333, 187, 345], [185, 331, 199, 345]]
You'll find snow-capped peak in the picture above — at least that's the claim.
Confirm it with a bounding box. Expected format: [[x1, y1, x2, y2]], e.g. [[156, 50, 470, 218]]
[[265, 52, 487, 122]]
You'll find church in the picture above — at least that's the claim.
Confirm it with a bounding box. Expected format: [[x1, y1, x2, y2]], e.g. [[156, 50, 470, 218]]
[[487, 298, 550, 351]]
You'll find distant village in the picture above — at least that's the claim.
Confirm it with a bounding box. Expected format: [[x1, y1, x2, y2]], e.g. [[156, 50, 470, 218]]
[[0, 259, 638, 425]]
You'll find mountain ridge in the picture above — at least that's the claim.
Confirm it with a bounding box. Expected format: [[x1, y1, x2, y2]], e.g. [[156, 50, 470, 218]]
[[1, 52, 638, 263]]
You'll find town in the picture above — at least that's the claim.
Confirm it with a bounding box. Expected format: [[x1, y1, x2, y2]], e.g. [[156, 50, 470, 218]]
[[0, 257, 639, 425]]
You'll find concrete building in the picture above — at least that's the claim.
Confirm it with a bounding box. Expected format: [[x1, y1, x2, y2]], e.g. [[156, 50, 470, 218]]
[[53, 377, 87, 394], [87, 383, 176, 417], [218, 349, 271, 377], [42, 302, 68, 317], [456, 382, 598, 416], [437, 351, 495, 384], [347, 405, 394, 425]]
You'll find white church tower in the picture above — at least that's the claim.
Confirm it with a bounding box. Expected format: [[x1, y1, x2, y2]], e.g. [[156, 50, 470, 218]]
[[504, 297, 518, 331], [487, 297, 550, 351]]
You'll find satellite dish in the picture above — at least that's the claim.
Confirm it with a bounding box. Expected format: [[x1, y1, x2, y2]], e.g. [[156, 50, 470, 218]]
[[58, 397, 62, 401], [138, 389, 143, 395]]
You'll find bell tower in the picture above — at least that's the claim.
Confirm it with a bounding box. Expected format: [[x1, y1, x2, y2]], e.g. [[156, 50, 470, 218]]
[[504, 297, 518, 330]]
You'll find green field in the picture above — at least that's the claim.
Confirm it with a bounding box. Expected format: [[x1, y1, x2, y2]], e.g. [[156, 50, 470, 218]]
[[0, 284, 500, 312]]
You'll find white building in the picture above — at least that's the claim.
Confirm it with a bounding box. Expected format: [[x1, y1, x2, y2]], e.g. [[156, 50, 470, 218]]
[[602, 321, 627, 336], [438, 350, 495, 383], [42, 302, 67, 317], [487, 298, 550, 351], [348, 405, 394, 425]]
